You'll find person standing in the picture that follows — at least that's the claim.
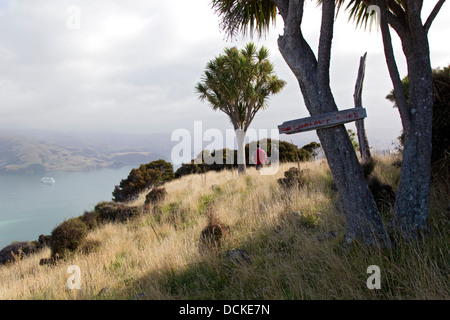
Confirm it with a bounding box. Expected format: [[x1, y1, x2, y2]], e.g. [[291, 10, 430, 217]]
[[253, 143, 266, 170]]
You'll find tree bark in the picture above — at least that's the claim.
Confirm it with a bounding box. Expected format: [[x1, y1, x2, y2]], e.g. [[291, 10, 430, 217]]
[[391, 26, 433, 240], [275, 0, 390, 247], [235, 129, 247, 174], [376, 0, 434, 239], [353, 52, 372, 163]]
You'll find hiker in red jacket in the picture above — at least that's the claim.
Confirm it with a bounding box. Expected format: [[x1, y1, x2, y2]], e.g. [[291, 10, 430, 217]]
[[253, 143, 266, 170]]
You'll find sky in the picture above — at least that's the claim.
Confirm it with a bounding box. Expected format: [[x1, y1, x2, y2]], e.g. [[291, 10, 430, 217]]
[[0, 0, 448, 152]]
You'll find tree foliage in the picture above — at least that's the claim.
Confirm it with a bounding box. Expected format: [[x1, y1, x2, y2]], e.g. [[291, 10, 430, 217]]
[[196, 43, 286, 132], [387, 66, 450, 165], [196, 42, 285, 173], [113, 159, 174, 202]]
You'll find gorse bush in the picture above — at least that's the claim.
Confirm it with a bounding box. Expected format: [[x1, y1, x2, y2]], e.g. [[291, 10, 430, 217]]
[[81, 210, 99, 230], [95, 201, 140, 224], [50, 218, 88, 258], [277, 167, 309, 189], [145, 187, 167, 206], [199, 212, 230, 254], [113, 159, 174, 202]]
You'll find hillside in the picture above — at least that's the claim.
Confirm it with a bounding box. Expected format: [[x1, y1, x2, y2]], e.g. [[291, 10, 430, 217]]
[[0, 156, 448, 300], [0, 135, 167, 174]]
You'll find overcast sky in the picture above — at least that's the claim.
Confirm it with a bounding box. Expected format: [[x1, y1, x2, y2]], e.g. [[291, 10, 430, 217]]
[[0, 0, 448, 151]]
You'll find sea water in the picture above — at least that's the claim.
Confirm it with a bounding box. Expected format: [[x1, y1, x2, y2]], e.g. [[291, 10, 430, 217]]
[[0, 166, 135, 249]]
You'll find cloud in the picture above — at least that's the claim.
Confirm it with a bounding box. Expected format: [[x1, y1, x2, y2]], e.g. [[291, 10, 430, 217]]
[[0, 0, 448, 150]]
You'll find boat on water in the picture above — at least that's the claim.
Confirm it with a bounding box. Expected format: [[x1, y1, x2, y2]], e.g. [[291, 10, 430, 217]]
[[40, 177, 56, 184]]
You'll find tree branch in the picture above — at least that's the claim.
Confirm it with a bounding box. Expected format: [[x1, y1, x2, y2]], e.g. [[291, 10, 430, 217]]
[[317, 0, 335, 90], [377, 0, 411, 131], [424, 0, 446, 33]]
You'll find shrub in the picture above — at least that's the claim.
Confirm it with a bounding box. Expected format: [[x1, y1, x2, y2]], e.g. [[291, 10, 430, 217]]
[[95, 201, 140, 224], [278, 167, 308, 189], [79, 239, 101, 255], [199, 212, 230, 253], [50, 218, 88, 258], [81, 210, 99, 230], [175, 163, 203, 178], [145, 187, 167, 206], [113, 159, 175, 202]]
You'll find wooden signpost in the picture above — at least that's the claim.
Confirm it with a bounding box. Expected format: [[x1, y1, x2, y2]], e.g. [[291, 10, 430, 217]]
[[278, 53, 372, 165], [278, 107, 367, 135], [353, 53, 372, 163]]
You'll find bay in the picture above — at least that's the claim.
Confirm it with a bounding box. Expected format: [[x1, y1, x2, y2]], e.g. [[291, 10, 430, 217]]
[[0, 166, 135, 249]]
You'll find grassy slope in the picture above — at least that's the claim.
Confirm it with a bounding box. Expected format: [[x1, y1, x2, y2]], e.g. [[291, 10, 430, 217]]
[[0, 156, 448, 299]]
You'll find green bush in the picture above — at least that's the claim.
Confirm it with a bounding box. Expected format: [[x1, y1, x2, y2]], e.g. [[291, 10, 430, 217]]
[[175, 163, 203, 178], [386, 66, 450, 167], [145, 187, 167, 207], [278, 167, 308, 189], [81, 210, 99, 230], [50, 218, 88, 258], [113, 159, 174, 202], [95, 201, 140, 223]]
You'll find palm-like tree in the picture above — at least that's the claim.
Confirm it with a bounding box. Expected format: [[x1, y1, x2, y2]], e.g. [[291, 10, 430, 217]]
[[196, 43, 286, 173]]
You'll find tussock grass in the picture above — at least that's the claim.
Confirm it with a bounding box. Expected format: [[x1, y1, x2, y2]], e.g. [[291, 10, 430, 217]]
[[0, 157, 448, 300]]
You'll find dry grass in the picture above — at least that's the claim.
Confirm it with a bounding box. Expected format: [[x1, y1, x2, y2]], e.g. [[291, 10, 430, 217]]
[[0, 157, 448, 300]]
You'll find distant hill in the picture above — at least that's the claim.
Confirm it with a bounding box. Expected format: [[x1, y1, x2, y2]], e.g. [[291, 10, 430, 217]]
[[0, 135, 169, 174]]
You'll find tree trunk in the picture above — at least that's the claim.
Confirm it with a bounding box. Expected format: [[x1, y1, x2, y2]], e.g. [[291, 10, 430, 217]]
[[275, 0, 390, 247], [376, 1, 434, 239], [235, 129, 246, 174], [317, 125, 389, 246], [391, 43, 433, 239]]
